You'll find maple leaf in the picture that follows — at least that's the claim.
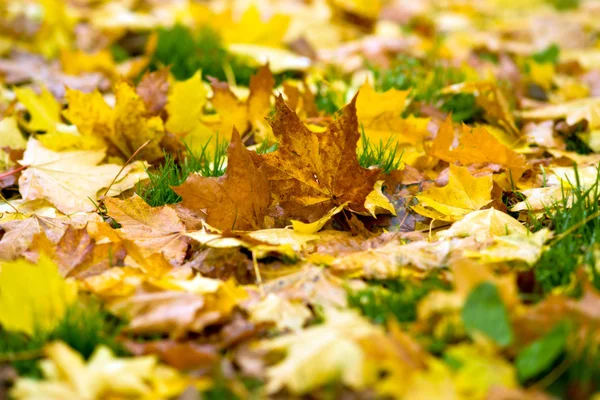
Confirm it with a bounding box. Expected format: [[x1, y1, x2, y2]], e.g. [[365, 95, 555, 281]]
[[206, 64, 275, 141], [429, 116, 529, 180], [252, 94, 380, 222], [108, 274, 246, 337], [0, 214, 86, 260], [14, 86, 61, 132], [61, 83, 166, 161], [442, 81, 519, 137], [26, 225, 123, 278], [17, 139, 147, 214], [356, 81, 430, 147], [165, 70, 208, 135], [0, 116, 27, 149], [104, 194, 188, 265], [136, 67, 170, 116], [217, 6, 290, 48], [11, 342, 188, 399], [412, 164, 493, 222], [260, 308, 380, 394], [173, 129, 270, 231]]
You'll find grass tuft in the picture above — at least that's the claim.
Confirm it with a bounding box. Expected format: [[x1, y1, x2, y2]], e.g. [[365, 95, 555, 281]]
[[139, 136, 227, 207], [150, 25, 256, 85], [347, 277, 449, 325], [357, 127, 402, 174], [530, 166, 600, 292]]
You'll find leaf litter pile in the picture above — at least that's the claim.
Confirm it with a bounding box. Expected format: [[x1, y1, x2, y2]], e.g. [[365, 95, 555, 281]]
[[4, 0, 600, 399]]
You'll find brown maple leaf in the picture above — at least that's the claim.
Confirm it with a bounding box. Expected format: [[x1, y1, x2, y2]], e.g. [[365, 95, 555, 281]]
[[251, 94, 380, 223], [136, 67, 170, 117], [173, 129, 270, 231]]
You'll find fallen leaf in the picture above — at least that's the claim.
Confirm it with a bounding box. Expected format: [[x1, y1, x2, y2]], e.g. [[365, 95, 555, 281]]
[[259, 308, 379, 394], [0, 215, 84, 261], [17, 139, 147, 214], [356, 81, 429, 146], [14, 86, 61, 132], [252, 94, 380, 222], [0, 255, 77, 335], [429, 116, 529, 180], [104, 195, 188, 265], [10, 342, 188, 399], [442, 81, 519, 137], [413, 164, 493, 222], [0, 117, 27, 149], [136, 67, 170, 117], [165, 70, 207, 135], [173, 129, 270, 231]]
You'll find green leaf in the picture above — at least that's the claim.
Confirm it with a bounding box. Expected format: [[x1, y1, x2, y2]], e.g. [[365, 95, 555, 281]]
[[532, 44, 560, 65], [515, 322, 570, 381], [461, 282, 513, 346]]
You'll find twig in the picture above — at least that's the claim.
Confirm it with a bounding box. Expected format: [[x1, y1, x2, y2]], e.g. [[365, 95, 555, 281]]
[[252, 251, 264, 296], [103, 140, 150, 197]]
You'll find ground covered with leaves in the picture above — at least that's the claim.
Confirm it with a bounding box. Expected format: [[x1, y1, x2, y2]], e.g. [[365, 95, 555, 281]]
[[2, 0, 600, 399]]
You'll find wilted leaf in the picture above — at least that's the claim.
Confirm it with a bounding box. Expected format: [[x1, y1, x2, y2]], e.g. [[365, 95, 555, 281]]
[[136, 67, 170, 116], [356, 82, 429, 146], [0, 117, 27, 149], [165, 70, 207, 135], [260, 308, 379, 394]]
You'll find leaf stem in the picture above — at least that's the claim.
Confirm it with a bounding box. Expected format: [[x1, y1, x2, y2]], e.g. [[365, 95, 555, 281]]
[[103, 140, 150, 197], [0, 164, 28, 180]]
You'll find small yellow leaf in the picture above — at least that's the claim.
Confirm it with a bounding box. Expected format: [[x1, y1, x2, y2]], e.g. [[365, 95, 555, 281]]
[[15, 87, 61, 132], [0, 255, 77, 335], [166, 71, 208, 135], [364, 181, 396, 217], [292, 203, 348, 234], [0, 117, 27, 149], [413, 165, 493, 222]]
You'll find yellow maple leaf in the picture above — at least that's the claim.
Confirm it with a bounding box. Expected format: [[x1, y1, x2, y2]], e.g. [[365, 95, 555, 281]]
[[165, 71, 208, 135], [60, 84, 165, 160], [356, 82, 430, 147], [11, 342, 189, 399], [0, 255, 77, 335], [35, 0, 74, 58], [413, 164, 493, 222], [59, 49, 116, 77], [220, 6, 291, 48], [260, 308, 379, 394], [14, 87, 61, 132]]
